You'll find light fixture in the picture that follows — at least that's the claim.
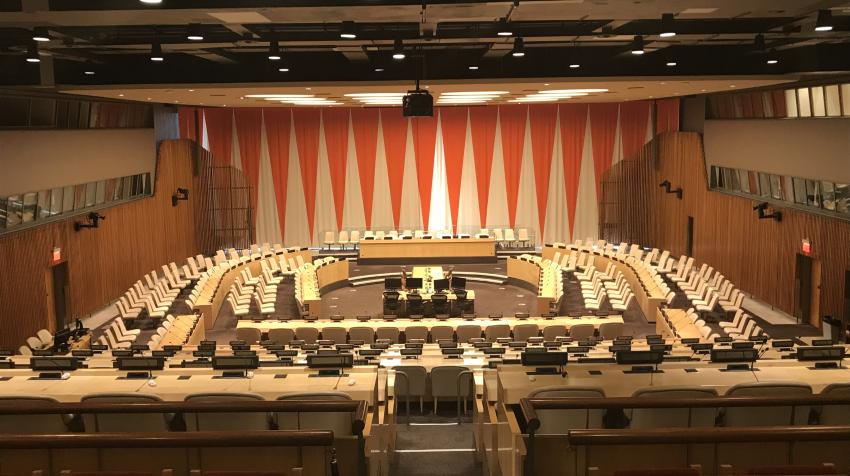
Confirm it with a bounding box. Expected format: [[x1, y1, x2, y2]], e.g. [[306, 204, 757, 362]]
[[26, 43, 40, 63], [569, 63, 580, 68], [631, 35, 645, 55], [84, 70, 95, 75], [340, 21, 357, 39], [268, 40, 281, 60], [278, 67, 290, 72], [32, 27, 50, 42], [666, 61, 677, 67], [468, 65, 479, 70], [392, 39, 405, 60], [150, 42, 164, 61], [187, 23, 204, 41], [753, 202, 782, 222], [660, 13, 676, 37], [74, 212, 106, 232], [659, 180, 683, 199], [172, 188, 189, 207], [374, 67, 384, 72], [497, 18, 513, 36], [139, 0, 162, 3], [511, 37, 525, 57], [766, 50, 778, 64], [815, 9, 833, 32]]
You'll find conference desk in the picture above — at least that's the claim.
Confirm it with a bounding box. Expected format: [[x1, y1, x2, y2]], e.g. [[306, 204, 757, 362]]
[[506, 256, 559, 315], [358, 237, 496, 262], [236, 315, 624, 334], [542, 243, 666, 322]]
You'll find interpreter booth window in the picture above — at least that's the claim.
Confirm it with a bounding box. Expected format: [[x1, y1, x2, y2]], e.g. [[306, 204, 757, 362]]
[[834, 184, 850, 214]]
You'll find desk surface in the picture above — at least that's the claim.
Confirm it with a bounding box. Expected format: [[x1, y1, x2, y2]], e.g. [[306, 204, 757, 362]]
[[358, 238, 496, 260], [236, 316, 624, 332]]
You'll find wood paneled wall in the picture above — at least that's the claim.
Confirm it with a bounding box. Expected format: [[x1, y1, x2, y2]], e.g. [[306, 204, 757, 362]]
[[0, 140, 208, 350], [601, 132, 850, 328]]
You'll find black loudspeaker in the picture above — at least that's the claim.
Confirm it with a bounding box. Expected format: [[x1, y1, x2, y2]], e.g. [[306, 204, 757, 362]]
[[403, 91, 433, 117]]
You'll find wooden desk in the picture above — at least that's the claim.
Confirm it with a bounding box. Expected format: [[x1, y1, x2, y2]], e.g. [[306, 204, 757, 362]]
[[70, 334, 92, 350], [315, 258, 349, 290], [507, 256, 559, 315], [358, 238, 496, 261]]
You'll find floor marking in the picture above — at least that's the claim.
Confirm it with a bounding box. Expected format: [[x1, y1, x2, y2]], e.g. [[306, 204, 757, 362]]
[[518, 303, 526, 306], [516, 294, 524, 298], [394, 448, 476, 453], [408, 422, 463, 426]]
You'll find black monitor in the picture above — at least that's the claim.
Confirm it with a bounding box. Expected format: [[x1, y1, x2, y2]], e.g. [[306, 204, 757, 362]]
[[71, 349, 93, 358], [52, 328, 73, 351], [358, 349, 382, 357], [404, 343, 423, 349], [521, 351, 568, 370], [405, 277, 423, 290], [230, 344, 250, 351], [451, 277, 467, 290], [438, 341, 458, 349], [508, 341, 527, 349], [646, 337, 665, 345], [483, 347, 506, 356], [336, 344, 355, 351], [731, 342, 755, 350], [30, 357, 79, 373], [307, 354, 354, 376], [797, 346, 845, 367], [771, 340, 795, 349], [690, 343, 714, 353], [680, 338, 700, 345], [566, 346, 591, 354], [163, 345, 183, 352], [609, 344, 632, 353], [111, 349, 134, 357], [401, 348, 422, 356], [200, 340, 216, 346], [650, 344, 673, 353], [384, 277, 402, 290], [433, 279, 450, 292], [371, 343, 390, 350], [152, 350, 174, 358], [318, 349, 340, 355], [212, 355, 259, 377], [32, 349, 54, 356], [193, 349, 215, 358], [234, 350, 258, 357], [130, 344, 149, 352], [714, 336, 733, 344], [812, 339, 834, 347], [116, 357, 165, 379], [615, 350, 664, 372], [710, 348, 758, 370], [441, 348, 465, 357]]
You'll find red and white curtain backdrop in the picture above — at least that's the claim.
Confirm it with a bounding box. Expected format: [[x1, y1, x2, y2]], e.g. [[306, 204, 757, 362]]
[[178, 99, 679, 246]]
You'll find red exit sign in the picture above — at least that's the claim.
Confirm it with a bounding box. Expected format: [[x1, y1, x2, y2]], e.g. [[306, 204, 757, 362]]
[[801, 239, 812, 256], [52, 247, 62, 264]]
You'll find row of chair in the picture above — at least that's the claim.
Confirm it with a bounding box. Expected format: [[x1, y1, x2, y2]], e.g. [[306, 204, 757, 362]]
[[92, 317, 142, 349], [576, 264, 634, 312], [323, 227, 534, 250], [148, 315, 199, 349], [293, 261, 319, 314], [718, 309, 767, 340]]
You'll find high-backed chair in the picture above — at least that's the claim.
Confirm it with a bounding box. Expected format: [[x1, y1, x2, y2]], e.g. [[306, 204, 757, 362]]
[[296, 327, 320, 344], [184, 392, 270, 431], [349, 327, 375, 344], [235, 327, 262, 345], [321, 327, 347, 344], [275, 392, 353, 436], [485, 324, 511, 342], [268, 328, 296, 346], [0, 396, 75, 476], [455, 325, 482, 343], [405, 326, 428, 342], [568, 323, 595, 340], [80, 393, 171, 432], [527, 387, 606, 433], [36, 329, 54, 348], [598, 321, 624, 340], [513, 324, 540, 341], [629, 386, 718, 428], [430, 366, 474, 416], [819, 383, 850, 424], [430, 325, 454, 342], [722, 382, 813, 426], [376, 327, 400, 343], [395, 366, 428, 416], [542, 325, 567, 341]]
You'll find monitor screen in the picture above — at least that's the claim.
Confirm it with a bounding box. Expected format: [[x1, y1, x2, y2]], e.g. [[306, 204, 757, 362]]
[[405, 277, 423, 290], [307, 353, 354, 369], [797, 346, 845, 361], [433, 279, 450, 292], [771, 340, 795, 349], [358, 349, 382, 357], [521, 351, 568, 367], [371, 343, 390, 350], [71, 349, 93, 357], [812, 339, 834, 347], [731, 342, 755, 350], [193, 350, 215, 358], [483, 347, 506, 355], [680, 338, 700, 345], [152, 350, 174, 358], [384, 277, 402, 289], [212, 355, 259, 370], [401, 348, 422, 356], [690, 343, 714, 352], [130, 344, 149, 351], [230, 344, 250, 351], [615, 350, 663, 365], [451, 277, 467, 289], [111, 349, 134, 357], [336, 344, 355, 351], [404, 343, 423, 349], [567, 346, 591, 354], [30, 357, 79, 371], [163, 345, 183, 352], [438, 341, 458, 349], [714, 336, 733, 344], [117, 357, 165, 371], [441, 348, 465, 356], [609, 345, 632, 353], [233, 350, 258, 357], [31, 349, 53, 356], [200, 340, 216, 346], [710, 348, 757, 364]]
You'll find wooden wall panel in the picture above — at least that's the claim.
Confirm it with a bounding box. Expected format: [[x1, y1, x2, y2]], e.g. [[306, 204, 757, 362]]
[[0, 139, 207, 350], [601, 132, 850, 328]]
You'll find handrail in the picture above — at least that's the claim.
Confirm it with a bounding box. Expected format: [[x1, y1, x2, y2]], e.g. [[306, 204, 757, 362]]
[[0, 430, 333, 449], [520, 395, 850, 433], [554, 425, 850, 445]]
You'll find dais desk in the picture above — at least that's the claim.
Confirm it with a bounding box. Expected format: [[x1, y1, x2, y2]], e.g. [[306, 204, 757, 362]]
[[358, 237, 496, 262]]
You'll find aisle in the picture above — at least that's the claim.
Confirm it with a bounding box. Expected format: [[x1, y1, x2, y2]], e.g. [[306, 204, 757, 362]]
[[390, 411, 482, 476]]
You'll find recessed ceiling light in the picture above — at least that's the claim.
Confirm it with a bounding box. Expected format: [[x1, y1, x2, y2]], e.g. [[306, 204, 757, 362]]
[[305, 87, 311, 90], [268, 40, 281, 60], [374, 67, 384, 72], [32, 27, 50, 42], [279, 67, 290, 72], [150, 42, 164, 61], [147, 97, 152, 100], [392, 39, 405, 60], [84, 70, 95, 75], [511, 37, 526, 57], [139, 0, 162, 4], [729, 85, 736, 88], [666, 61, 677, 66], [543, 83, 550, 86], [187, 23, 204, 41], [631, 35, 645, 55], [569, 63, 580, 69], [766, 59, 778, 64], [815, 10, 833, 32], [247, 94, 314, 98], [188, 89, 195, 92], [340, 21, 357, 39], [497, 18, 513, 36], [441, 91, 509, 96], [701, 89, 707, 92], [659, 13, 676, 37], [469, 65, 479, 70], [118, 94, 124, 97], [539, 88, 607, 94]]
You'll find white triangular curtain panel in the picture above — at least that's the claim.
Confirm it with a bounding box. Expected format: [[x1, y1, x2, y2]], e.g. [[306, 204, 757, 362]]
[[178, 99, 680, 246]]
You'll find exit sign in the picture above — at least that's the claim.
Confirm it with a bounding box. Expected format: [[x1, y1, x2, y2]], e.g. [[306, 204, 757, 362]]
[[52, 247, 61, 263], [801, 239, 812, 256]]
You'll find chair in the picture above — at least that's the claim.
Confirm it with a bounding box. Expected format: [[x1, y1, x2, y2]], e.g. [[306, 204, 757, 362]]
[[629, 386, 718, 428], [598, 321, 624, 340], [819, 383, 850, 424], [430, 366, 474, 420], [321, 327, 347, 344], [17, 345, 32, 356], [0, 395, 72, 476], [430, 325, 454, 342], [513, 324, 540, 341], [235, 327, 262, 344], [268, 328, 295, 346], [485, 324, 511, 342], [542, 325, 567, 341], [36, 329, 54, 348], [26, 336, 45, 350], [568, 323, 595, 340], [296, 327, 320, 344], [337, 230, 349, 250], [503, 228, 516, 248], [431, 293, 449, 316], [405, 326, 428, 342], [456, 325, 482, 343], [349, 327, 375, 344], [527, 387, 606, 433], [323, 231, 336, 250], [722, 382, 813, 426], [114, 318, 141, 337], [80, 393, 172, 432], [184, 392, 270, 431], [395, 366, 428, 419], [376, 327, 400, 343], [275, 392, 353, 437], [517, 228, 530, 248]]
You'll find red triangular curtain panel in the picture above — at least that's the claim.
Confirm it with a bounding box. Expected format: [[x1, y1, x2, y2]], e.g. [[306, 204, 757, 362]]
[[181, 100, 677, 245]]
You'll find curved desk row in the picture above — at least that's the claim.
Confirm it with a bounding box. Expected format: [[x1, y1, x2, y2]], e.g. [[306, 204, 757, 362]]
[[506, 256, 561, 315], [298, 257, 350, 318], [542, 243, 666, 322]]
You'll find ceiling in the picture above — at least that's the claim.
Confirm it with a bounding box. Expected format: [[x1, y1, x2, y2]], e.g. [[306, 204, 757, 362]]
[[1, 0, 850, 91], [61, 76, 795, 107]]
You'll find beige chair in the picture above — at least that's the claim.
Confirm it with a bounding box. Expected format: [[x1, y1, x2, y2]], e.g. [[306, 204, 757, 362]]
[[722, 382, 813, 426], [349, 326, 375, 344], [184, 392, 270, 431], [395, 366, 428, 417], [235, 327, 262, 345], [26, 336, 45, 350], [819, 383, 850, 425], [568, 323, 596, 340], [376, 327, 400, 343], [296, 327, 320, 344], [268, 328, 296, 346], [321, 327, 347, 344], [513, 324, 540, 341], [0, 395, 73, 476], [80, 393, 171, 432], [485, 324, 511, 342], [629, 386, 718, 428], [455, 325, 482, 343], [36, 329, 54, 348], [598, 321, 624, 340], [430, 325, 454, 342], [430, 366, 474, 416], [17, 345, 32, 356], [527, 386, 606, 434], [276, 392, 353, 437], [542, 325, 567, 341], [405, 326, 428, 342], [323, 231, 336, 250]]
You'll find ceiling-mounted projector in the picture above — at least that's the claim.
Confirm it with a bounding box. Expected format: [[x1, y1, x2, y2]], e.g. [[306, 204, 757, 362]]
[[403, 88, 433, 117]]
